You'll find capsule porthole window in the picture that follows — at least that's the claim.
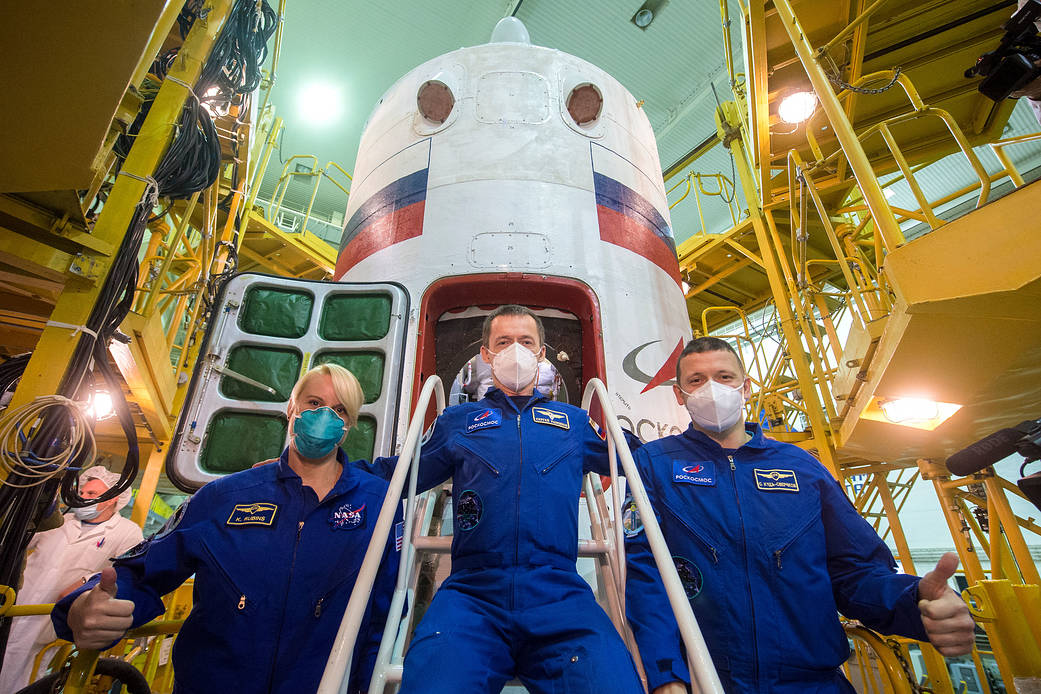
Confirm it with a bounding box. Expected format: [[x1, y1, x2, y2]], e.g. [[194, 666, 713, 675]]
[[417, 80, 455, 124], [566, 83, 602, 126]]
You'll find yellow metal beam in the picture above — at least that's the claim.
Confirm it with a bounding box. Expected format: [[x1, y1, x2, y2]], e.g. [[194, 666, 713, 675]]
[[771, 0, 904, 252], [130, 445, 167, 528], [6, 0, 233, 427], [716, 100, 839, 476]]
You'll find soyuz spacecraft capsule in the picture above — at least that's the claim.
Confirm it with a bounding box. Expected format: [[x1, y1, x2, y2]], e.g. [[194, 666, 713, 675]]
[[168, 18, 695, 490], [337, 17, 692, 441]]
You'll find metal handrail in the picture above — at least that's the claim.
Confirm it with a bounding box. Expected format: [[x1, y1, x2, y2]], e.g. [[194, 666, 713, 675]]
[[317, 375, 446, 694], [581, 378, 724, 694], [990, 130, 1041, 188]]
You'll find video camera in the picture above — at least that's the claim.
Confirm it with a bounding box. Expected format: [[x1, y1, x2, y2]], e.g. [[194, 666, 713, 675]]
[[965, 0, 1041, 101], [947, 417, 1041, 511]]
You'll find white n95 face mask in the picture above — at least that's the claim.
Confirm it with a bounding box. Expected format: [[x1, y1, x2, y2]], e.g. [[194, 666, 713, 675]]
[[490, 343, 540, 392], [680, 380, 746, 433]]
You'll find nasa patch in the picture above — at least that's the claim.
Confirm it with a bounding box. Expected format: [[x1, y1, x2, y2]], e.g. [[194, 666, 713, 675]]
[[673, 556, 704, 599], [754, 468, 799, 493], [329, 502, 366, 530], [227, 502, 278, 526], [456, 489, 483, 531], [622, 498, 643, 538], [532, 407, 570, 430], [672, 460, 715, 486], [466, 408, 502, 433]]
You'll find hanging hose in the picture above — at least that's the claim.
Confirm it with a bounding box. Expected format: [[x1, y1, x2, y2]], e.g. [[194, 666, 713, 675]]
[[15, 658, 152, 694]]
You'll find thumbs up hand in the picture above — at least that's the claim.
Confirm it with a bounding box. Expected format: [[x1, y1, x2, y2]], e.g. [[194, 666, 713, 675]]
[[917, 552, 976, 656], [66, 567, 136, 650]]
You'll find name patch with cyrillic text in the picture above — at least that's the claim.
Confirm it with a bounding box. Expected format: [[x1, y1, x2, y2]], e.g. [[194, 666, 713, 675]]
[[754, 469, 799, 492]]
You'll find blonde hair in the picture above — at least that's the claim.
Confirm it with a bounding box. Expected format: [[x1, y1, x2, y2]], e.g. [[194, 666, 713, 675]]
[[289, 363, 364, 427]]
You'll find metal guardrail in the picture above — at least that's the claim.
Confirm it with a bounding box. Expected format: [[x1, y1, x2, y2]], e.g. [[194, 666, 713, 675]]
[[317, 375, 446, 694], [318, 376, 725, 694], [581, 378, 724, 694]]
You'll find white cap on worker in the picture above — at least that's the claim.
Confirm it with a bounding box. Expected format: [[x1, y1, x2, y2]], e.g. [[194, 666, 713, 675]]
[[80, 465, 133, 512]]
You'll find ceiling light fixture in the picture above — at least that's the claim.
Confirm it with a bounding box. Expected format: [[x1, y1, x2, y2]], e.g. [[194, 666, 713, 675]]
[[881, 397, 939, 423], [778, 90, 817, 124], [861, 396, 962, 431], [632, 0, 668, 30], [297, 82, 344, 126]]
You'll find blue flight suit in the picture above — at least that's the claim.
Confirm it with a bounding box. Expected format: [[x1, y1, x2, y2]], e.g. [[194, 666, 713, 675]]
[[52, 449, 400, 694], [625, 424, 928, 694], [366, 387, 644, 694]]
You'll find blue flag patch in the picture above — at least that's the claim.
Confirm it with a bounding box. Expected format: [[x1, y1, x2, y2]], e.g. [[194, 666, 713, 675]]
[[672, 460, 715, 486], [466, 408, 502, 433], [754, 468, 799, 492], [532, 407, 569, 429]]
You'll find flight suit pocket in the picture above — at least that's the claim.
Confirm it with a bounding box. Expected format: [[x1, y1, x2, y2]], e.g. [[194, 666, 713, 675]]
[[455, 439, 501, 476], [764, 503, 846, 668], [198, 541, 257, 615], [547, 643, 596, 694], [536, 441, 579, 475], [660, 500, 722, 566], [534, 441, 581, 555], [769, 511, 818, 570]]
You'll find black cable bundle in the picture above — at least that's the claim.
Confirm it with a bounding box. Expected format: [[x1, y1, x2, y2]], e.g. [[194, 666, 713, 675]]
[[1, 0, 281, 666], [0, 354, 30, 398], [177, 0, 205, 39], [156, 95, 222, 200], [113, 91, 221, 197], [198, 0, 278, 98]]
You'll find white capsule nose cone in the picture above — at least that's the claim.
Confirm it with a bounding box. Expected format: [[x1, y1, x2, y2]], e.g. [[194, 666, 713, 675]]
[[490, 16, 531, 44]]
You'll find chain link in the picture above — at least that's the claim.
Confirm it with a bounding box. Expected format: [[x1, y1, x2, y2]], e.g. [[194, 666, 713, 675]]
[[886, 637, 928, 693], [819, 48, 902, 95]]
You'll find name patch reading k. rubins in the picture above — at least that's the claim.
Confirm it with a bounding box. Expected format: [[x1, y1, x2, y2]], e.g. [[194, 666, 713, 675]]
[[753, 469, 799, 492], [532, 407, 570, 429], [227, 502, 278, 526]]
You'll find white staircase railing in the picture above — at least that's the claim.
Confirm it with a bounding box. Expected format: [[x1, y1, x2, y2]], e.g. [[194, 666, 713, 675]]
[[581, 378, 724, 694], [317, 375, 446, 694], [317, 375, 723, 694]]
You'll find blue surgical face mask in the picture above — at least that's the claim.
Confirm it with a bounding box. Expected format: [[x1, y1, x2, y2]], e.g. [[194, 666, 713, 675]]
[[293, 406, 347, 459]]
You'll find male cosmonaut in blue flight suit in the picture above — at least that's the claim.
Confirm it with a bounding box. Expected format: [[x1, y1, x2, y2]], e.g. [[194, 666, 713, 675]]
[[366, 305, 645, 693], [625, 337, 976, 694], [50, 364, 399, 694]]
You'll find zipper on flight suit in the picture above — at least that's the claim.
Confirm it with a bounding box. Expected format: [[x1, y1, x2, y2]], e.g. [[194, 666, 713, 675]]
[[198, 541, 249, 612], [772, 513, 817, 570], [727, 454, 759, 688], [265, 519, 305, 692], [660, 500, 718, 564], [515, 414, 523, 574]]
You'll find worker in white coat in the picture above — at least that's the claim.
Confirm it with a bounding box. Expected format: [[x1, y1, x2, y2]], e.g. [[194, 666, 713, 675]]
[[0, 466, 143, 693]]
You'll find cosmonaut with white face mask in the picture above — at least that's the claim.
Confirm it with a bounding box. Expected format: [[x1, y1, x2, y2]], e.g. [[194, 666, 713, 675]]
[[623, 337, 976, 694], [360, 304, 644, 694]]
